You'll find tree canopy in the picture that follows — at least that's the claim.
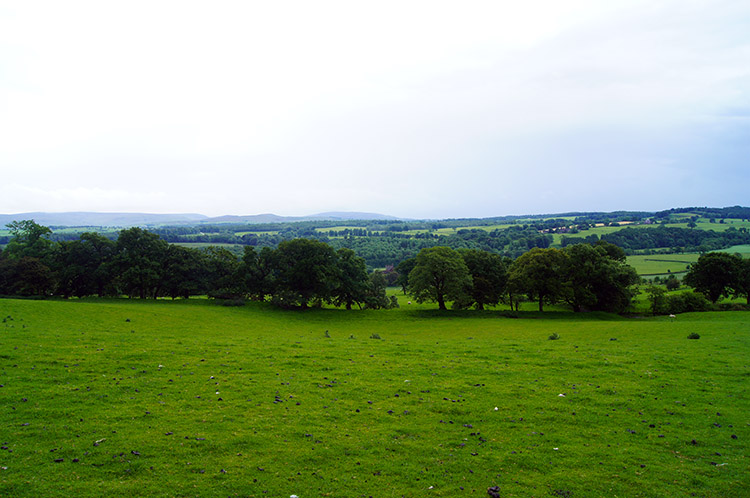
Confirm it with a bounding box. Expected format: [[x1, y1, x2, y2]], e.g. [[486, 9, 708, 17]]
[[408, 246, 471, 310]]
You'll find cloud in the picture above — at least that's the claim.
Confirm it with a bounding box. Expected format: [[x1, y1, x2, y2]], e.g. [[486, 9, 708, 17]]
[[1, 1, 749, 217]]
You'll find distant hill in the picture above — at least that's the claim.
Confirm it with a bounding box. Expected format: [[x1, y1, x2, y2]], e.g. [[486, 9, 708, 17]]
[[201, 212, 401, 224], [0, 211, 402, 227], [0, 212, 209, 227]]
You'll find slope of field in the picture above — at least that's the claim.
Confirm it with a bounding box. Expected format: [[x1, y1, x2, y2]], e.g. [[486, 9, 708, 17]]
[[0, 299, 748, 497], [626, 254, 700, 276]]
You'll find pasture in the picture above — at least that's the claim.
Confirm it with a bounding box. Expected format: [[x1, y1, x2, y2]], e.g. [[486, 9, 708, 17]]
[[0, 299, 748, 497], [626, 254, 700, 278]]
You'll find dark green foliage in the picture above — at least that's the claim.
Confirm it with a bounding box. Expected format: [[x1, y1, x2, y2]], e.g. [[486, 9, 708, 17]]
[[736, 258, 750, 305], [666, 291, 713, 314], [647, 286, 668, 315], [111, 227, 170, 298], [53, 233, 117, 297], [408, 246, 471, 310], [664, 275, 680, 291], [331, 248, 370, 310], [203, 247, 243, 299], [395, 257, 416, 294], [601, 225, 750, 252], [3, 220, 54, 261], [683, 252, 742, 302], [562, 242, 638, 313], [241, 246, 276, 301], [162, 245, 208, 299], [509, 247, 567, 312], [687, 332, 701, 339], [0, 256, 54, 296], [456, 249, 508, 310], [363, 271, 391, 310], [273, 239, 339, 308]]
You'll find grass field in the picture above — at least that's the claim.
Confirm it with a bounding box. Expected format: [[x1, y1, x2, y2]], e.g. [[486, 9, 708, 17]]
[[719, 245, 750, 255], [626, 254, 701, 277], [0, 298, 748, 497]]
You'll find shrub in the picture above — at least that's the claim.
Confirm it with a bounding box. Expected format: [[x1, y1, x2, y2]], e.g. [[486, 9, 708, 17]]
[[370, 333, 382, 340], [548, 332, 560, 340], [665, 276, 680, 291], [687, 332, 700, 339], [667, 291, 712, 313]]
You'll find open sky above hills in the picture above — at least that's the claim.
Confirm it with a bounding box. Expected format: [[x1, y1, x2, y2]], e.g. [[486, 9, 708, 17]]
[[1, 1, 749, 219]]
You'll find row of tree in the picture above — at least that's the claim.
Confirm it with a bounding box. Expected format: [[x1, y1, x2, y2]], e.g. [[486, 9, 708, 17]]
[[401, 242, 639, 312], [1, 220, 639, 312], [0, 221, 396, 309], [2, 220, 747, 312]]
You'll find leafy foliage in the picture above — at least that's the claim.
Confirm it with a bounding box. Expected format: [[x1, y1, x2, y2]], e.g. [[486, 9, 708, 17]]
[[408, 247, 471, 310]]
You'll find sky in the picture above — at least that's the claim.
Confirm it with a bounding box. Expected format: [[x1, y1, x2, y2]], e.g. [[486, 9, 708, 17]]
[[1, 0, 748, 219]]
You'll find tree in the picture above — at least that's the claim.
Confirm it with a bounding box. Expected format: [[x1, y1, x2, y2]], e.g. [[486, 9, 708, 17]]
[[162, 245, 208, 299], [4, 220, 54, 260], [562, 242, 639, 313], [646, 285, 667, 315], [683, 252, 741, 303], [395, 258, 416, 294], [408, 247, 471, 310], [664, 275, 680, 291], [735, 258, 750, 305], [203, 247, 243, 299], [52, 233, 116, 298], [456, 249, 507, 310], [273, 238, 339, 308], [508, 247, 566, 312], [363, 271, 393, 309], [331, 248, 369, 310], [241, 246, 276, 301], [3, 257, 54, 296], [112, 227, 169, 299]]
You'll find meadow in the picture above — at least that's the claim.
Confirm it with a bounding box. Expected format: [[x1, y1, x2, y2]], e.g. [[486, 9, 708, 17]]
[[0, 298, 748, 497]]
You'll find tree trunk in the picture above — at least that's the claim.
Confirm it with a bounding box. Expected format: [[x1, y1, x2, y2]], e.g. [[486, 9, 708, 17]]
[[437, 294, 447, 310], [538, 296, 544, 312]]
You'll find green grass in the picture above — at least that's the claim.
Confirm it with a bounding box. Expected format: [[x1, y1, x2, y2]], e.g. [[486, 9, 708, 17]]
[[718, 244, 750, 255], [627, 254, 701, 277], [0, 299, 748, 497]]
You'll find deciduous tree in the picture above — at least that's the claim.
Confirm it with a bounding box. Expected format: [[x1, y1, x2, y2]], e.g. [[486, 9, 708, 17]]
[[408, 247, 471, 310], [508, 247, 566, 312], [684, 252, 741, 303]]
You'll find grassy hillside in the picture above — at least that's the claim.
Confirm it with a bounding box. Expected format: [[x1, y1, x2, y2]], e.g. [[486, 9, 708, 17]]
[[0, 299, 748, 497]]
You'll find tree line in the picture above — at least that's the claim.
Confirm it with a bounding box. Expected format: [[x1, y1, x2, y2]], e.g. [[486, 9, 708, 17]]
[[2, 220, 747, 313], [0, 220, 633, 311], [0, 221, 396, 309]]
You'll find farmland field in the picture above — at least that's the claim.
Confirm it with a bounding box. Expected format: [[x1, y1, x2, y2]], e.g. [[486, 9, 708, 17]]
[[0, 299, 748, 497], [626, 254, 701, 277]]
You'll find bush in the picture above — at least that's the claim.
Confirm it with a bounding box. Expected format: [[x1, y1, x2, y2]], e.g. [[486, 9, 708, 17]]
[[370, 333, 382, 340], [548, 332, 560, 340], [667, 291, 713, 313], [687, 332, 700, 339], [665, 276, 680, 291]]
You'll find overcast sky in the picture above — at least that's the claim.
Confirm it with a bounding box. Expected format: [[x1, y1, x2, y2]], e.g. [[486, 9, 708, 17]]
[[1, 1, 748, 219]]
